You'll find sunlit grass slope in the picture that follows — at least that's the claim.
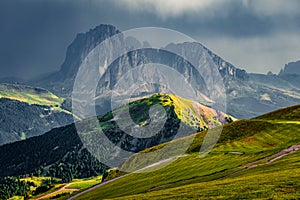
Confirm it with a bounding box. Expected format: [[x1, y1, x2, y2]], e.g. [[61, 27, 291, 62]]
[[115, 151, 300, 199], [8, 176, 102, 200], [77, 105, 300, 199], [0, 83, 64, 108], [161, 94, 234, 128], [106, 93, 232, 130]]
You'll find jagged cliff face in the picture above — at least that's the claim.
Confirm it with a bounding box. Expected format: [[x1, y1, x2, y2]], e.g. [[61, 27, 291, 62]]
[[279, 60, 300, 76], [60, 25, 121, 79], [277, 61, 300, 89], [32, 24, 245, 97], [29, 24, 300, 119], [31, 25, 120, 96], [202, 44, 249, 83], [96, 48, 209, 105]]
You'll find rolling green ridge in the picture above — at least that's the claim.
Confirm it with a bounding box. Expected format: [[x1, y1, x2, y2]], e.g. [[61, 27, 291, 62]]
[[0, 84, 73, 145], [114, 151, 300, 199], [0, 94, 231, 199], [255, 104, 300, 121], [0, 84, 64, 108], [76, 104, 300, 199], [87, 93, 231, 153]]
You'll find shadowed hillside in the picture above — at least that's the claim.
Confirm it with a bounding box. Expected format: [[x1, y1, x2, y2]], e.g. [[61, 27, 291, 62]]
[[0, 84, 74, 145]]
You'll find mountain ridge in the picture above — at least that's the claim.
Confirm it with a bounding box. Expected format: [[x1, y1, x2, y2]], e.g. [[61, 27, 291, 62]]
[[0, 83, 74, 145], [25, 24, 300, 119], [0, 93, 231, 179], [75, 104, 300, 199], [279, 60, 300, 76], [29, 24, 120, 97]]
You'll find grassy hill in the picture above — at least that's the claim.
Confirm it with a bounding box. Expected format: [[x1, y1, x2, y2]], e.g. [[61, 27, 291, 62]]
[[0, 94, 230, 188], [0, 84, 73, 145], [75, 105, 300, 199], [0, 83, 64, 108], [255, 104, 300, 121], [0, 93, 232, 199]]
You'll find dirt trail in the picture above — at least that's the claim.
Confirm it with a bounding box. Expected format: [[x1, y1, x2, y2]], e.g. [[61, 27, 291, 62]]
[[221, 144, 300, 178], [36, 183, 79, 200], [135, 154, 187, 172], [68, 175, 128, 200], [68, 155, 186, 200], [245, 145, 300, 167], [147, 144, 300, 192]]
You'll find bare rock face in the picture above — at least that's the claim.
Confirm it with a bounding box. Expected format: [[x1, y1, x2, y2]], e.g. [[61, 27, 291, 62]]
[[279, 60, 300, 76], [30, 24, 300, 119]]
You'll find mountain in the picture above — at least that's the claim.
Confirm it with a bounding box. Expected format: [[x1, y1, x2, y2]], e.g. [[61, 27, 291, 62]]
[[279, 60, 300, 76], [74, 104, 300, 199], [163, 43, 298, 118], [234, 72, 300, 118], [0, 83, 74, 145], [277, 60, 300, 89], [246, 59, 300, 118], [27, 24, 300, 119], [0, 94, 232, 179], [29, 24, 120, 97]]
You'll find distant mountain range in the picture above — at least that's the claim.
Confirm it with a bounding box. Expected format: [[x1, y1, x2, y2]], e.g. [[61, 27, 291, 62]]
[[0, 24, 299, 145], [279, 60, 300, 75], [0, 24, 299, 199], [26, 24, 300, 119]]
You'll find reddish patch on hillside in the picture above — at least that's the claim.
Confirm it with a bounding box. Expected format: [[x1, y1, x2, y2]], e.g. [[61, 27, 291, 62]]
[[243, 137, 254, 143]]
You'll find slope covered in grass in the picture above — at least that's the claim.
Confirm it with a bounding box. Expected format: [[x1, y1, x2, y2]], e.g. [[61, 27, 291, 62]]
[[76, 104, 300, 199], [114, 151, 300, 199], [80, 93, 231, 154], [0, 94, 230, 180], [0, 83, 64, 108], [255, 104, 300, 121], [0, 84, 73, 145], [157, 94, 233, 128]]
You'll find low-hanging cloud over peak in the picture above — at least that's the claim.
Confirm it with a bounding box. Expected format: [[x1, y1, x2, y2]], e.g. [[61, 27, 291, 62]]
[[117, 0, 226, 18], [117, 0, 300, 19], [0, 0, 300, 78]]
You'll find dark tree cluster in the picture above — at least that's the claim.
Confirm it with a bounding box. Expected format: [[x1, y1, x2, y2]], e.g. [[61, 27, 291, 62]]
[[225, 117, 233, 123], [0, 123, 107, 183], [47, 146, 107, 182], [0, 177, 34, 199]]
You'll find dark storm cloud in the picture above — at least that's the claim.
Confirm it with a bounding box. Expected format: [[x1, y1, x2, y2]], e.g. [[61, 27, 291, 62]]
[[0, 0, 299, 78], [0, 1, 85, 78]]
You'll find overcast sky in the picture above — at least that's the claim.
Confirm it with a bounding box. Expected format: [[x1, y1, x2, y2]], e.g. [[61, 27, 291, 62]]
[[0, 0, 300, 79]]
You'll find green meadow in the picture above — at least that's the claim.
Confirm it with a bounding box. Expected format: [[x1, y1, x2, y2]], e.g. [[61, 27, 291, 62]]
[[76, 105, 300, 199], [0, 84, 64, 108]]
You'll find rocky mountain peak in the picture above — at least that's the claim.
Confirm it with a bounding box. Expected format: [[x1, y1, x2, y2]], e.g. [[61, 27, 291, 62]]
[[60, 24, 120, 78], [279, 60, 300, 76], [163, 42, 249, 91]]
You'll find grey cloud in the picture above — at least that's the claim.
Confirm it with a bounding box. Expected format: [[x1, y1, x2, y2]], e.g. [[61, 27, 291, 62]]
[[0, 0, 299, 78]]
